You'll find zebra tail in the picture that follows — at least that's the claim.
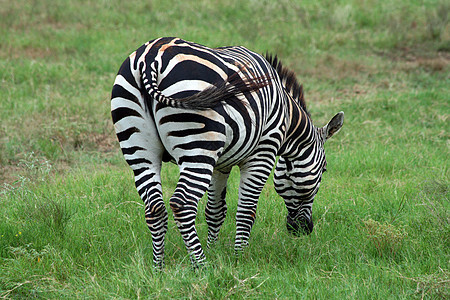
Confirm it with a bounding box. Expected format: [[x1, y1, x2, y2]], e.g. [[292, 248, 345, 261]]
[[141, 62, 270, 110]]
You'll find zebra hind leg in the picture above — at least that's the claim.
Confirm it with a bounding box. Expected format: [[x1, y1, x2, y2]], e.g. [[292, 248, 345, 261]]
[[169, 165, 214, 268], [205, 170, 230, 248], [134, 167, 168, 270], [143, 186, 168, 270]]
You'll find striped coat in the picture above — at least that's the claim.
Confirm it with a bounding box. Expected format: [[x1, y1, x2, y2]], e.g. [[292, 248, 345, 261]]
[[111, 37, 344, 268]]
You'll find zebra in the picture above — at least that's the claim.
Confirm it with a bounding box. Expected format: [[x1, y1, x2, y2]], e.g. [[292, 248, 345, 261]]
[[111, 37, 344, 268]]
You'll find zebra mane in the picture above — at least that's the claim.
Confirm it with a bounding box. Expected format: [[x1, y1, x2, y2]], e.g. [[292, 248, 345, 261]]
[[265, 53, 309, 117]]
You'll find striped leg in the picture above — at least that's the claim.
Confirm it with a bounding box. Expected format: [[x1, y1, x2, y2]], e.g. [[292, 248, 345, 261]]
[[118, 135, 168, 269], [169, 164, 214, 268], [111, 76, 168, 268], [205, 170, 230, 248], [234, 154, 276, 253], [116, 137, 168, 269], [137, 168, 168, 269]]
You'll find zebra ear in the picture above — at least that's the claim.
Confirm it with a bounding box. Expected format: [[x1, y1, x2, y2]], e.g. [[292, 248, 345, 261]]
[[322, 111, 344, 140]]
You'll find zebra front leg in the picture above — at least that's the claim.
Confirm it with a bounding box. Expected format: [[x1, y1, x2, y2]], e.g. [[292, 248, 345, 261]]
[[169, 164, 214, 268], [235, 155, 276, 254], [205, 170, 230, 248]]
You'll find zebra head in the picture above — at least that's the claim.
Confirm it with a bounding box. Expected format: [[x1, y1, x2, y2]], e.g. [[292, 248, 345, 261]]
[[274, 111, 344, 236]]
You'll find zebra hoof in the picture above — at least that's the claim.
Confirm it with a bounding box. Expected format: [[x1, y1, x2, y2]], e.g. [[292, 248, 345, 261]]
[[286, 215, 313, 236]]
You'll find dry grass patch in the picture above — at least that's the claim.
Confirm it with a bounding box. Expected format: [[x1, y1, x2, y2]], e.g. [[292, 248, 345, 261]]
[[361, 218, 408, 258]]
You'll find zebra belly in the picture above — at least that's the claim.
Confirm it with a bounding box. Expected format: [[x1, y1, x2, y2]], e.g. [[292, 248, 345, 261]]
[[153, 107, 262, 173], [214, 102, 262, 171]]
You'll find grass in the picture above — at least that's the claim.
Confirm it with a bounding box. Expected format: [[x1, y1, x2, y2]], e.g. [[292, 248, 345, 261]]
[[1, 0, 449, 298]]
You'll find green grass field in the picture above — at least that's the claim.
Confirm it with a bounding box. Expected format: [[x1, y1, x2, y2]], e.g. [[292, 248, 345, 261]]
[[1, 0, 449, 298]]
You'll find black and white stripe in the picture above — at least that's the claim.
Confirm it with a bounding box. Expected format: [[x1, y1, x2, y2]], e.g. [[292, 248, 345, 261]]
[[111, 37, 344, 268]]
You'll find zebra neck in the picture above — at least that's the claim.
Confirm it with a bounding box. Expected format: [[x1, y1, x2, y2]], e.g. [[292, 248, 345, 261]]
[[278, 103, 316, 157]]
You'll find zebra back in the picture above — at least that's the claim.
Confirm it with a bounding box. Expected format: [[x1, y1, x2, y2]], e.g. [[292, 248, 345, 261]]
[[138, 38, 270, 110]]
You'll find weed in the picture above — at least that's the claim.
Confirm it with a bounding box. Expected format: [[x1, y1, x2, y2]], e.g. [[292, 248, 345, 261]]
[[361, 218, 408, 258], [8, 243, 50, 261], [18, 152, 52, 182], [28, 198, 72, 237], [393, 267, 450, 299], [419, 180, 449, 230]]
